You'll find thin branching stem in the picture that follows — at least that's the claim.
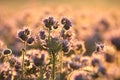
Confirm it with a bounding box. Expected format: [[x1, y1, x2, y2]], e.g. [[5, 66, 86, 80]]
[[52, 52, 56, 80], [22, 41, 26, 79], [40, 66, 43, 80], [60, 51, 63, 80]]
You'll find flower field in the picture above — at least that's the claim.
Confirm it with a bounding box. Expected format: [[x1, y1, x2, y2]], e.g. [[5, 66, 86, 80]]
[[0, 0, 120, 80]]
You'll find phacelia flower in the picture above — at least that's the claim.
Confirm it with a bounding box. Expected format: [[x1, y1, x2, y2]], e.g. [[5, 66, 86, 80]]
[[18, 28, 31, 42], [27, 37, 34, 45], [104, 53, 114, 63], [69, 62, 81, 70], [43, 17, 55, 30], [39, 30, 46, 40], [111, 37, 120, 51], [33, 54, 45, 66], [24, 28, 31, 36], [2, 49, 12, 56], [53, 21, 59, 29], [95, 43, 104, 52], [62, 40, 69, 52], [91, 58, 100, 67], [61, 18, 72, 30], [18, 31, 28, 41], [98, 66, 106, 75]]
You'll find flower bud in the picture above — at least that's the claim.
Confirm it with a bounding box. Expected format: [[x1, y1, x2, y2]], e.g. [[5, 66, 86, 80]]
[[39, 30, 46, 40], [2, 49, 12, 56], [18, 31, 28, 41], [27, 37, 34, 45], [61, 18, 72, 30]]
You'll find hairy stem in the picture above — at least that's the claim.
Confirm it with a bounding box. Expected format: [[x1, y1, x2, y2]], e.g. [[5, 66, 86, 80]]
[[22, 42, 26, 79], [52, 53, 55, 80], [40, 66, 43, 80], [60, 52, 63, 80]]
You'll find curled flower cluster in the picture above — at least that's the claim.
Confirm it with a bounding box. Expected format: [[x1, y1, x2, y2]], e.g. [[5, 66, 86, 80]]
[[18, 28, 34, 45], [2, 49, 12, 56], [61, 18, 72, 30], [43, 17, 59, 30]]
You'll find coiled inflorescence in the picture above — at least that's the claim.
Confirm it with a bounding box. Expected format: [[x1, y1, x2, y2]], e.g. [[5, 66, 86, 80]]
[[18, 28, 34, 45]]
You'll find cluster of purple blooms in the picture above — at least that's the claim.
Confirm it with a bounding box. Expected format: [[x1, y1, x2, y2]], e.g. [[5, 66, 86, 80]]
[[40, 17, 72, 54], [18, 28, 34, 45]]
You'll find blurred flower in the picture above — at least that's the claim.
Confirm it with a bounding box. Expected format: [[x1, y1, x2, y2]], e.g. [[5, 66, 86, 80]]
[[53, 21, 59, 29], [95, 42, 104, 53], [62, 40, 69, 52], [24, 28, 31, 36], [39, 30, 46, 40], [74, 74, 83, 80], [43, 17, 55, 30], [98, 66, 106, 75], [111, 37, 120, 51], [2, 49, 12, 56], [18, 31, 28, 41], [33, 54, 45, 66], [91, 58, 100, 67], [24, 59, 30, 67], [69, 62, 81, 70], [104, 53, 114, 63], [76, 44, 82, 50], [61, 18, 72, 30], [27, 37, 34, 45], [18, 28, 31, 42], [99, 19, 109, 31]]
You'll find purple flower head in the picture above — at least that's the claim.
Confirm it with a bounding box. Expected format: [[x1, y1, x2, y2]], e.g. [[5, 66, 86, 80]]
[[53, 36, 59, 41], [33, 54, 45, 66], [69, 62, 80, 70], [91, 58, 100, 67], [18, 31, 28, 41], [62, 40, 69, 52], [111, 37, 120, 51], [27, 37, 34, 45], [53, 21, 59, 29], [74, 74, 83, 80], [98, 66, 106, 75], [24, 28, 31, 36], [61, 18, 72, 30], [43, 17, 55, 30], [18, 28, 31, 42], [39, 30, 46, 40], [2, 49, 12, 56]]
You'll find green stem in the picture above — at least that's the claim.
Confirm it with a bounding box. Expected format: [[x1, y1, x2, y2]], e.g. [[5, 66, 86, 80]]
[[60, 52, 63, 80], [22, 42, 26, 79], [40, 66, 43, 80], [48, 29, 51, 53], [52, 53, 55, 80]]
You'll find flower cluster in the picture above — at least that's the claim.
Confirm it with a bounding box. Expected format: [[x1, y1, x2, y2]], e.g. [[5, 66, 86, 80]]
[[43, 17, 59, 30], [18, 27, 34, 45]]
